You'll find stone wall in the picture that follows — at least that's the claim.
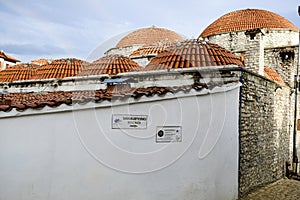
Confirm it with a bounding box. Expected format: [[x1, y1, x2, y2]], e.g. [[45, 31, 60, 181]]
[[105, 45, 142, 57], [206, 29, 298, 52], [263, 29, 299, 48], [264, 46, 298, 86], [204, 29, 299, 84], [131, 56, 151, 67], [239, 71, 293, 196], [244, 30, 264, 76]]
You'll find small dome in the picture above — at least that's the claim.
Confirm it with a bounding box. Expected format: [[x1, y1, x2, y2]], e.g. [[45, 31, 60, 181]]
[[264, 66, 285, 85], [0, 63, 38, 82], [130, 40, 173, 58], [144, 39, 245, 71], [31, 58, 87, 80], [78, 54, 142, 76], [200, 9, 298, 37], [116, 27, 184, 48]]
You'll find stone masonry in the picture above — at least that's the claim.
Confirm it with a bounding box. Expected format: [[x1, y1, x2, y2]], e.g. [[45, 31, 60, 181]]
[[244, 29, 264, 76], [204, 27, 299, 197], [205, 29, 299, 85], [264, 46, 298, 86], [239, 70, 293, 196]]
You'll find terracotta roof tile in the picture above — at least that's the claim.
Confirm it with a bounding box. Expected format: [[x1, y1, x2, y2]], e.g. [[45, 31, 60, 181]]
[[31, 58, 87, 80], [116, 27, 184, 48], [31, 58, 53, 66], [144, 39, 245, 70], [78, 54, 142, 76], [264, 66, 285, 85], [130, 45, 165, 58], [0, 50, 20, 63], [0, 63, 39, 82], [129, 40, 175, 58], [0, 83, 214, 112], [200, 9, 299, 37]]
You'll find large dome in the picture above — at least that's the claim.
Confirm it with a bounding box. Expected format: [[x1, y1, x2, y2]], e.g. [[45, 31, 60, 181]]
[[200, 9, 298, 37], [116, 27, 183, 47]]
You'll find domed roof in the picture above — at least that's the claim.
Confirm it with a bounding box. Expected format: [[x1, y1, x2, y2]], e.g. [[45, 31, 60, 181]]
[[78, 54, 142, 76], [0, 63, 38, 82], [200, 9, 298, 37], [116, 27, 184, 48], [31, 58, 87, 80], [130, 40, 174, 58], [144, 39, 245, 71], [130, 45, 165, 58]]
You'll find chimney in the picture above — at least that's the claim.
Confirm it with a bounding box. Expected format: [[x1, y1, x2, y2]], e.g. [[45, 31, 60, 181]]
[[244, 28, 265, 76]]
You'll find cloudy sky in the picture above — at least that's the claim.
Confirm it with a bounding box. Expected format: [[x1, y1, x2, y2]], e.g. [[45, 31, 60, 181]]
[[1, 0, 300, 63]]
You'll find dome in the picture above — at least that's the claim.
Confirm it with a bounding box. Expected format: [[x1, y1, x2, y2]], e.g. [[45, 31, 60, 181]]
[[130, 40, 174, 58], [130, 45, 166, 58], [116, 27, 184, 48], [31, 58, 87, 80], [78, 54, 142, 76], [200, 9, 298, 37], [144, 39, 245, 71], [0, 63, 38, 82]]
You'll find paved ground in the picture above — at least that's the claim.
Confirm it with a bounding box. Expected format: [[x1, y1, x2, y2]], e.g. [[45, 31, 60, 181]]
[[240, 178, 300, 200]]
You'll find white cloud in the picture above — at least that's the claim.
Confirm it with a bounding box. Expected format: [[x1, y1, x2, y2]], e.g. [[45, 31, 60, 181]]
[[1, 0, 299, 62]]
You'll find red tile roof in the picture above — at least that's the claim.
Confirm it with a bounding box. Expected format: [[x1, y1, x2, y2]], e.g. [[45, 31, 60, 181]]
[[0, 63, 39, 82], [130, 40, 174, 58], [31, 58, 87, 80], [31, 58, 53, 66], [264, 66, 285, 85], [116, 27, 184, 48], [0, 83, 212, 112], [200, 9, 299, 37], [78, 54, 142, 76], [0, 50, 20, 63], [144, 39, 245, 70], [130, 45, 165, 58]]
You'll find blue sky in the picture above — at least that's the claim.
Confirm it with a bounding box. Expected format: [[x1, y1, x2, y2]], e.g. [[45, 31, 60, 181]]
[[1, 0, 299, 63]]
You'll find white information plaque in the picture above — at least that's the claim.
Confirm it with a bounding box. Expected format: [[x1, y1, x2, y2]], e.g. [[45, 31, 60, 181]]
[[112, 114, 148, 129], [156, 126, 182, 143]]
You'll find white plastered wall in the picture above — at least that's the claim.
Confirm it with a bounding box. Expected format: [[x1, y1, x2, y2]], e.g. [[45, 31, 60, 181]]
[[0, 85, 240, 200]]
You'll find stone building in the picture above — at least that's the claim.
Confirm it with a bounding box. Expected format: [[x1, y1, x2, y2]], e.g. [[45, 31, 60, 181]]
[[200, 8, 299, 86], [106, 26, 184, 67], [0, 40, 245, 200], [200, 8, 299, 195]]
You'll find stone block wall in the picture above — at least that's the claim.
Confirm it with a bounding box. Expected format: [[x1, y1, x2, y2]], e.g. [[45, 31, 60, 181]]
[[206, 29, 298, 52], [105, 45, 142, 57], [263, 29, 298, 48], [205, 29, 299, 84], [131, 56, 151, 67], [244, 31, 264, 75], [239, 71, 293, 196], [264, 46, 298, 86]]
